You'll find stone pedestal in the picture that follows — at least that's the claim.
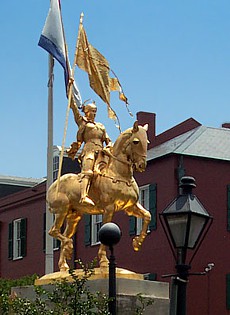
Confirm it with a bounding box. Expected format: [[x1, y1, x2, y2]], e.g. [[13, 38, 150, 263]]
[[88, 278, 169, 315], [12, 269, 169, 314]]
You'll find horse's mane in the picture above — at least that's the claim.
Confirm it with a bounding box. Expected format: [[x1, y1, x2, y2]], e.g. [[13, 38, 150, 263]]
[[113, 128, 133, 153], [93, 127, 134, 175]]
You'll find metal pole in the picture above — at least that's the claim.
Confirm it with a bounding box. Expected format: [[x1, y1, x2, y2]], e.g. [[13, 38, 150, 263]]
[[175, 267, 188, 315], [174, 248, 190, 315], [45, 54, 54, 274], [109, 245, 116, 315], [170, 277, 178, 315]]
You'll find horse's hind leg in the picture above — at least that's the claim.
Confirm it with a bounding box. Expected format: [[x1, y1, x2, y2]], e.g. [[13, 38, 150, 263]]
[[126, 202, 151, 251], [64, 212, 82, 238], [58, 212, 82, 271], [49, 212, 68, 242], [48, 191, 69, 242], [48, 211, 72, 272], [59, 239, 73, 272]]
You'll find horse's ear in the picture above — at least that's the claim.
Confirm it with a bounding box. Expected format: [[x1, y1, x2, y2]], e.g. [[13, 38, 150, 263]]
[[143, 124, 148, 131], [133, 121, 139, 132]]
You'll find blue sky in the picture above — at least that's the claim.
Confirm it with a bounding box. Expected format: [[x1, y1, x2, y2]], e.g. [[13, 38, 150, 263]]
[[0, 1, 230, 179]]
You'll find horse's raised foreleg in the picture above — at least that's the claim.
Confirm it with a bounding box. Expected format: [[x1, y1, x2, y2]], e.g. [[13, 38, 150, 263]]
[[98, 208, 114, 272], [126, 202, 151, 251]]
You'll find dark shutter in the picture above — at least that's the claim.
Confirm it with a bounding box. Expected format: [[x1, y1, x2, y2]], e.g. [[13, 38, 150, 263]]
[[227, 185, 230, 231], [84, 214, 91, 246], [20, 218, 27, 257], [8, 222, 13, 260], [149, 183, 157, 231], [226, 274, 230, 309], [129, 216, 136, 236]]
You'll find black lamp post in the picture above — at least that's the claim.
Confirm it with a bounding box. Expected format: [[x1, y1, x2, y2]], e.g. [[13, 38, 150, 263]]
[[99, 222, 121, 315], [160, 176, 212, 315]]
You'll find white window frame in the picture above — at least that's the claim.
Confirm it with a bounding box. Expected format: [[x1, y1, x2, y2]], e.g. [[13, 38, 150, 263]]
[[136, 185, 150, 235], [13, 219, 22, 260], [91, 214, 103, 245], [53, 155, 59, 181]]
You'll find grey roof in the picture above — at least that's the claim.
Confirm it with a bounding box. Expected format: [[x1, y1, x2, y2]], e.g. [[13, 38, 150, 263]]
[[147, 125, 230, 162], [0, 175, 46, 187]]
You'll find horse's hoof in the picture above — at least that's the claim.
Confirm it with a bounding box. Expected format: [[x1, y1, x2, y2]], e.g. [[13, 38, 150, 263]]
[[133, 237, 142, 252]]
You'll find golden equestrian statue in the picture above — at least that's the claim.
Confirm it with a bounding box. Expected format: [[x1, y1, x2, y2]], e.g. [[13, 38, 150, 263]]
[[47, 101, 151, 272]]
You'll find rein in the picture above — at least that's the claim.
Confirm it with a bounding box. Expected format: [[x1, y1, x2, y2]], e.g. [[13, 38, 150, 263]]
[[99, 173, 134, 187], [103, 147, 132, 166]]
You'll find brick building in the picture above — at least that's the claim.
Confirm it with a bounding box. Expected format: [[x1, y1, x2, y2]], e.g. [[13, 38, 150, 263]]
[[1, 114, 230, 314], [0, 147, 80, 278]]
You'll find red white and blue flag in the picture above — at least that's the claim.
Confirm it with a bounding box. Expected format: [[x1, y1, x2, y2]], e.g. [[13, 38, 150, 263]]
[[38, 0, 82, 108]]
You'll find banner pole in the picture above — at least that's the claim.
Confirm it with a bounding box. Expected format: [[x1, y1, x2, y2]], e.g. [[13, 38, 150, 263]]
[[55, 13, 84, 197]]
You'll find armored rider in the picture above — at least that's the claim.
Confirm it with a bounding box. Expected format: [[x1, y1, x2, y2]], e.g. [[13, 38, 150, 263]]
[[67, 99, 112, 206]]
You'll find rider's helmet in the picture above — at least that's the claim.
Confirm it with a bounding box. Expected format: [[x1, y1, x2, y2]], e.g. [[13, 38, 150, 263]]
[[82, 102, 97, 114]]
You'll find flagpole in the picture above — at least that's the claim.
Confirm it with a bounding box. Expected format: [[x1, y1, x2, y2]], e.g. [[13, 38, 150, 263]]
[[45, 54, 54, 274], [55, 13, 84, 196]]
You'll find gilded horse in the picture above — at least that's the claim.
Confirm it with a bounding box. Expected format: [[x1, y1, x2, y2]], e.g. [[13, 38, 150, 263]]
[[47, 121, 151, 271]]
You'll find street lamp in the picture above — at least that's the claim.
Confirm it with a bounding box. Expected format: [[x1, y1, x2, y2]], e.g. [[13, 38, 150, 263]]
[[99, 222, 121, 315], [160, 176, 212, 315]]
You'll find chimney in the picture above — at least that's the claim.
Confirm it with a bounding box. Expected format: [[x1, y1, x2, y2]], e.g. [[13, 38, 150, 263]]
[[136, 111, 156, 148], [222, 123, 230, 129]]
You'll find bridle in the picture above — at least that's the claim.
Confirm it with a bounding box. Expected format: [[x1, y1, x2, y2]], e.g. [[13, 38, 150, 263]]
[[103, 136, 147, 168]]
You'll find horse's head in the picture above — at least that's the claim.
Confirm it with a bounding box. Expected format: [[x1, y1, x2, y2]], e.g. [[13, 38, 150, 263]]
[[123, 121, 149, 172]]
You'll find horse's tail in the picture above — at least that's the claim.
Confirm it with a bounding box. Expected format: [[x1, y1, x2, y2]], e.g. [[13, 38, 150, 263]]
[[46, 179, 70, 215]]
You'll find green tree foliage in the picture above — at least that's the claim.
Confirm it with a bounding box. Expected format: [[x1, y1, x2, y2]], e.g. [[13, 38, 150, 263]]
[[0, 260, 153, 314], [0, 274, 38, 314]]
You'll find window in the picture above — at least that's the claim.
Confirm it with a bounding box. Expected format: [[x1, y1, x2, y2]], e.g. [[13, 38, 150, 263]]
[[136, 185, 149, 235], [129, 183, 157, 236], [84, 214, 103, 246], [91, 214, 103, 245], [8, 218, 27, 260], [53, 155, 59, 181]]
